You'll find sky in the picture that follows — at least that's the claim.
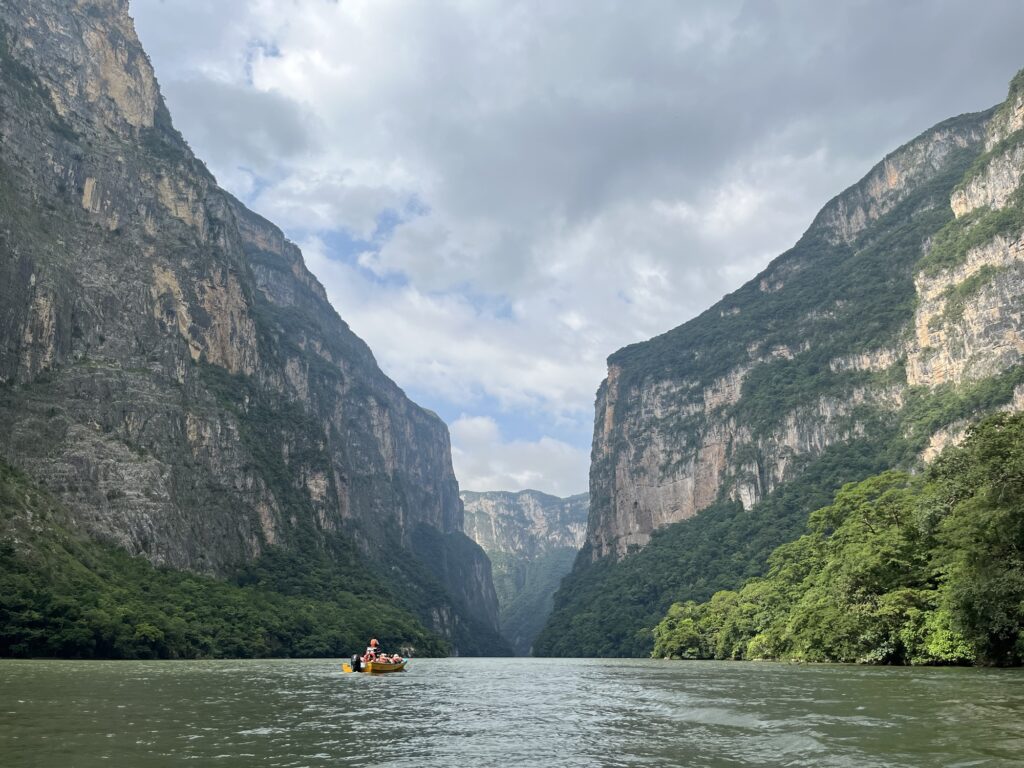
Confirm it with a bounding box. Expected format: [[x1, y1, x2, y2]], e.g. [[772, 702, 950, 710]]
[[130, 0, 1024, 497]]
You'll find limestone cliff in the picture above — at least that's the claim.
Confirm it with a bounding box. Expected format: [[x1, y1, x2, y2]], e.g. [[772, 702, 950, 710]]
[[463, 490, 587, 654], [463, 490, 587, 556], [909, 73, 1024, 391], [538, 69, 1024, 658], [0, 0, 505, 654], [586, 109, 992, 559]]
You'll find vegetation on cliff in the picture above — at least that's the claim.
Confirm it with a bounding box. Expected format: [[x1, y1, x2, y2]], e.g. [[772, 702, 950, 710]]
[[463, 490, 587, 655], [919, 184, 1024, 277], [535, 436, 898, 657], [536, 365, 1024, 658], [651, 411, 1024, 665], [0, 461, 448, 659]]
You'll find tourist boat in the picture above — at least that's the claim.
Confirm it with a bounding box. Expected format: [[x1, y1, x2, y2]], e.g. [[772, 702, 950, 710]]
[[342, 656, 407, 674]]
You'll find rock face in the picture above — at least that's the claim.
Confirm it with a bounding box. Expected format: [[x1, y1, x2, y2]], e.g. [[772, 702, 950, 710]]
[[583, 73, 1024, 563], [463, 490, 587, 556], [909, 75, 1024, 391], [463, 490, 587, 655], [0, 0, 504, 653]]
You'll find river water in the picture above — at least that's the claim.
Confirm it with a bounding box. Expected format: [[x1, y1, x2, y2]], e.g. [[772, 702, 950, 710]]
[[1, 658, 1022, 767]]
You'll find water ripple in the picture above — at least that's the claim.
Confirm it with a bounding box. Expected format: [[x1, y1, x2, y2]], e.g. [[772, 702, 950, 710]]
[[1, 658, 1023, 767]]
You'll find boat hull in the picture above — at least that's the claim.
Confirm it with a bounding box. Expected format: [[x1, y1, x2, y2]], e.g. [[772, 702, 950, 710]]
[[342, 660, 407, 674]]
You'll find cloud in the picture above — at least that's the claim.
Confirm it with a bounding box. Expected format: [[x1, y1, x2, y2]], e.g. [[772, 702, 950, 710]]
[[131, 0, 1024, 493], [450, 416, 589, 497]]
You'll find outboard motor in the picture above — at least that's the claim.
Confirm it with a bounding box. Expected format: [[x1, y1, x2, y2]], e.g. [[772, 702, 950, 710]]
[[350, 654, 362, 673]]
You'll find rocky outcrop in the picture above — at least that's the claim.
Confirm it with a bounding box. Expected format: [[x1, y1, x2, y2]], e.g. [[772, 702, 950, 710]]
[[816, 117, 986, 245], [908, 236, 1024, 387], [950, 144, 1024, 217], [589, 362, 906, 558], [463, 490, 587, 654], [983, 73, 1024, 151], [908, 82, 1024, 391], [0, 0, 504, 653]]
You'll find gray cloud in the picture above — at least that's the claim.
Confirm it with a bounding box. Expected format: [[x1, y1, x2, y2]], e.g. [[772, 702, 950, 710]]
[[162, 79, 319, 172], [131, 0, 1024, 495]]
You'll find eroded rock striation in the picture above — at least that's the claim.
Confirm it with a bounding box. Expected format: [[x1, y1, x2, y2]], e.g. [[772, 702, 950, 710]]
[[0, 0, 505, 654]]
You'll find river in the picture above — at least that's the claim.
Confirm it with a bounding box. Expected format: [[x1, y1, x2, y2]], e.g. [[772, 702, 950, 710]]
[[1, 658, 1022, 767]]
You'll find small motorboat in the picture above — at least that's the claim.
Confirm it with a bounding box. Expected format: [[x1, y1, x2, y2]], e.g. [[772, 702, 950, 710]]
[[343, 655, 407, 674]]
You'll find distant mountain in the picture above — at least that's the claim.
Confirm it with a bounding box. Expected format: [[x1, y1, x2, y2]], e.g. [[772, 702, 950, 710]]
[[462, 490, 587, 655], [538, 70, 1024, 657], [0, 0, 509, 656]]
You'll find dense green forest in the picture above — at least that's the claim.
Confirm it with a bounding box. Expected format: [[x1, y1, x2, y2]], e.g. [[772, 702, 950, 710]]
[[534, 435, 899, 657], [652, 412, 1024, 665], [490, 548, 578, 655], [0, 461, 448, 659]]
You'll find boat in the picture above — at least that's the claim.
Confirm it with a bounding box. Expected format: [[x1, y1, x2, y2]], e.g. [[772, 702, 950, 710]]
[[342, 656, 407, 674], [362, 659, 407, 673]]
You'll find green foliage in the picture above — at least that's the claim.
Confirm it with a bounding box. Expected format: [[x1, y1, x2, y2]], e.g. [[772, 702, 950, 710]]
[[651, 602, 705, 659], [491, 548, 578, 655], [894, 365, 1024, 463], [650, 412, 1024, 666], [0, 462, 447, 659], [733, 355, 875, 438], [953, 127, 1024, 195], [535, 436, 898, 658], [929, 413, 1024, 663]]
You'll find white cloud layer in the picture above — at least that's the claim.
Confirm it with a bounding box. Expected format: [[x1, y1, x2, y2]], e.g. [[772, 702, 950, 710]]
[[450, 416, 589, 498], [131, 0, 1024, 496]]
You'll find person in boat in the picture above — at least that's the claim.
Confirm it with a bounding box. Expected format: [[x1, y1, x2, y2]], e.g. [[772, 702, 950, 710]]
[[362, 638, 380, 662]]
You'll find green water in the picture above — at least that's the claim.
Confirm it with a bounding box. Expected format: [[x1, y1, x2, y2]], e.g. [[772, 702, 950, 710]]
[[1, 658, 1022, 767]]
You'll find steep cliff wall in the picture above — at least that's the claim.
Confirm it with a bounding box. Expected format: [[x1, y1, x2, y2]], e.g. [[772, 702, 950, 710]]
[[463, 490, 587, 556], [586, 110, 989, 560], [909, 72, 1024, 391], [538, 71, 1024, 657], [0, 0, 505, 654], [463, 490, 587, 654]]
